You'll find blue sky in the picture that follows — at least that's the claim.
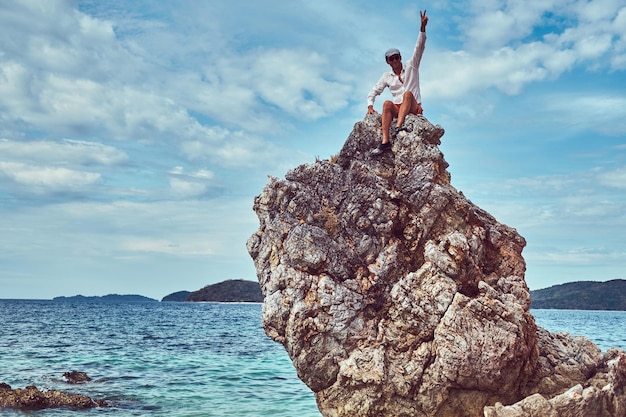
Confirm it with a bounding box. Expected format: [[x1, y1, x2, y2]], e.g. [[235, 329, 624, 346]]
[[1, 0, 625, 299]]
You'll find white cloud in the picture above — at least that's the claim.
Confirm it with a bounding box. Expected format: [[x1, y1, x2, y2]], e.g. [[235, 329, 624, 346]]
[[542, 48, 578, 73], [199, 48, 352, 124], [464, 0, 562, 48], [460, 163, 626, 249], [0, 196, 260, 297], [168, 178, 209, 198], [540, 93, 626, 135], [20, 74, 212, 142], [0, 138, 131, 199], [596, 166, 626, 189], [0, 161, 100, 193], [0, 1, 143, 83], [0, 0, 354, 182], [574, 0, 625, 22], [465, 167, 626, 289], [0, 197, 257, 264], [574, 33, 614, 60], [528, 247, 626, 267], [121, 237, 214, 256], [427, 0, 626, 99], [0, 138, 128, 166], [0, 3, 208, 144], [166, 166, 216, 198], [426, 43, 556, 97], [180, 129, 306, 172], [168, 167, 214, 180]]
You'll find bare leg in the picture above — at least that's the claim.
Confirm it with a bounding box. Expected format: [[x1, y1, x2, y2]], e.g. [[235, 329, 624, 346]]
[[381, 100, 399, 144], [396, 91, 421, 128]]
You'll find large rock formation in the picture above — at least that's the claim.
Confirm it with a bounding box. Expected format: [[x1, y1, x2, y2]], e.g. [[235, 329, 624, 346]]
[[247, 114, 626, 417]]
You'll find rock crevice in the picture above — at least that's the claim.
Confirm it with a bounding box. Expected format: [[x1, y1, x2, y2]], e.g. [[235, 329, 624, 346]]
[[247, 114, 626, 417]]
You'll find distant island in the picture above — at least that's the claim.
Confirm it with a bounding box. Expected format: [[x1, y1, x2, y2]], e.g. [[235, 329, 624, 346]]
[[161, 291, 191, 302], [530, 279, 626, 310], [53, 294, 157, 303], [52, 279, 625, 309], [162, 279, 262, 302]]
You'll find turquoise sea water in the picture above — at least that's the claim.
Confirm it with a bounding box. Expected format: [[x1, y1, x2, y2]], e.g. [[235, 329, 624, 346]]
[[0, 301, 319, 417], [532, 308, 626, 352], [0, 300, 625, 417]]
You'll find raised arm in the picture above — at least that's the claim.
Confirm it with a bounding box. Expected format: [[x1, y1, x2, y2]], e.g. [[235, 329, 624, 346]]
[[406, 10, 428, 69]]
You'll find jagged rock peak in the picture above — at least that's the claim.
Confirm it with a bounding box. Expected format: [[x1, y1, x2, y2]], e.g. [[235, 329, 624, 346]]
[[247, 114, 626, 417]]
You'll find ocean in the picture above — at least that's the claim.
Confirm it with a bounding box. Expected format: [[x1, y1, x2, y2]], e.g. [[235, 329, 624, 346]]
[[0, 300, 625, 417]]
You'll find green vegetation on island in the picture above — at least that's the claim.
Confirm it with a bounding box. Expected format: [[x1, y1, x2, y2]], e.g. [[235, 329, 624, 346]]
[[530, 279, 626, 310], [162, 279, 262, 303], [161, 291, 191, 302]]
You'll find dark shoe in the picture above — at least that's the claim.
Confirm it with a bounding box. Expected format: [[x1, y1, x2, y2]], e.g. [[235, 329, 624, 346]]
[[371, 142, 391, 155], [392, 125, 409, 137]]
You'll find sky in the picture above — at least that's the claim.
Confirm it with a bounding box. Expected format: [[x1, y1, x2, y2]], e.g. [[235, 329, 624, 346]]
[[0, 0, 625, 300]]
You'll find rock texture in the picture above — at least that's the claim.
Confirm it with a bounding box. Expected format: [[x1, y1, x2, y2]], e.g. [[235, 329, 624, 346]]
[[485, 345, 626, 417], [247, 114, 626, 417], [0, 383, 107, 410]]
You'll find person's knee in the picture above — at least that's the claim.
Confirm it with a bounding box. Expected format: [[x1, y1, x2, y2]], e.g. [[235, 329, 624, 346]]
[[382, 100, 395, 112], [403, 91, 415, 101]]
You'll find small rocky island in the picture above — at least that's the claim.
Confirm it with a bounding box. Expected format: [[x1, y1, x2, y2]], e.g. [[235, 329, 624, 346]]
[[247, 114, 626, 417], [0, 372, 106, 410]]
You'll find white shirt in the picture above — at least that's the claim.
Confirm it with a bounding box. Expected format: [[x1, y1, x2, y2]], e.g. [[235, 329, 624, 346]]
[[367, 31, 426, 107]]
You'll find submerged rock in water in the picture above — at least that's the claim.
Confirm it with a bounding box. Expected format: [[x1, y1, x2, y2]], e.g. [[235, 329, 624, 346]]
[[63, 371, 92, 384], [247, 114, 626, 417], [0, 383, 107, 410]]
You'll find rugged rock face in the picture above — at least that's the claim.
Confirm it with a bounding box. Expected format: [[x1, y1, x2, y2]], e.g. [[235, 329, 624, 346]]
[[247, 114, 626, 417], [485, 343, 626, 417]]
